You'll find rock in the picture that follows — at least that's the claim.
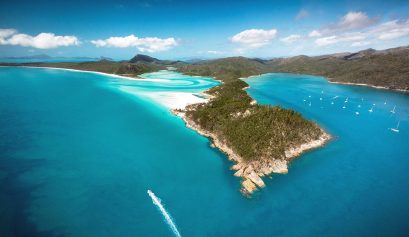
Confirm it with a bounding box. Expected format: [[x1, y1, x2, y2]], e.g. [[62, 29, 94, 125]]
[[241, 179, 257, 194], [248, 171, 265, 188], [234, 168, 244, 177], [271, 159, 288, 174], [231, 163, 242, 171]]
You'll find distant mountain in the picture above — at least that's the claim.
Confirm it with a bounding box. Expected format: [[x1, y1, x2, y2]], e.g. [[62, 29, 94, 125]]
[[265, 45, 409, 91], [128, 54, 186, 65], [99, 56, 113, 61], [129, 54, 160, 63], [2, 54, 51, 59]]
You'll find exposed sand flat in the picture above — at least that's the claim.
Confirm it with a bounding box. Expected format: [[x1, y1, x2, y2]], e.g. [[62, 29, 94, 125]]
[[15, 66, 212, 110], [135, 92, 208, 110]]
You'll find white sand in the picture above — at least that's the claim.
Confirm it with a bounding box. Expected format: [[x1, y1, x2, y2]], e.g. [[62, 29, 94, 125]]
[[11, 66, 210, 110], [137, 92, 208, 109]]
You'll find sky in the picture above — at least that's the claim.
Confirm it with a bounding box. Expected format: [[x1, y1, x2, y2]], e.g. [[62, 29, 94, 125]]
[[1, 0, 409, 60]]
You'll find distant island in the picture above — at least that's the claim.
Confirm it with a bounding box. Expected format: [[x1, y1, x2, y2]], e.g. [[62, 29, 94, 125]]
[[0, 54, 113, 62], [2, 45, 408, 194]]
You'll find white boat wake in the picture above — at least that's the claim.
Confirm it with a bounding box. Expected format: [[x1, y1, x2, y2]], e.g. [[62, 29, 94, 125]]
[[147, 190, 182, 237]]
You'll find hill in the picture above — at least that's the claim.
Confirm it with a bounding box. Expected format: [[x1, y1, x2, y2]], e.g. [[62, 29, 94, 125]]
[[266, 46, 409, 91]]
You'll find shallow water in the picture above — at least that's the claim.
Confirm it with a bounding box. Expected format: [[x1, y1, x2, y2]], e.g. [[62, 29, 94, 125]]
[[0, 68, 408, 237]]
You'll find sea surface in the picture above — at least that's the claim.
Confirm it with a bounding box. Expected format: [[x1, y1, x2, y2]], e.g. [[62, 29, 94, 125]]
[[0, 68, 408, 237]]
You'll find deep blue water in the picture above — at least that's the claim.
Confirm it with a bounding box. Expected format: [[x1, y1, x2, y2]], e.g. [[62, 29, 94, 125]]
[[0, 68, 408, 237]]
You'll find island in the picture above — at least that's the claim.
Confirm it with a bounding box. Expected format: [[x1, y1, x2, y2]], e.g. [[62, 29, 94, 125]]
[[3, 45, 407, 195]]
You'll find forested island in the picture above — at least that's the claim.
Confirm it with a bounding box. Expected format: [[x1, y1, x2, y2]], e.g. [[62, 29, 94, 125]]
[[2, 45, 408, 194]]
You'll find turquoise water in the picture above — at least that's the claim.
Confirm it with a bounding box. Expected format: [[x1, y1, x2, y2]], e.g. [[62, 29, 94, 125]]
[[0, 68, 408, 237]]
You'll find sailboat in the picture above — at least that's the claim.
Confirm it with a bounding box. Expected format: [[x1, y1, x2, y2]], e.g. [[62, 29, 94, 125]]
[[309, 102, 312, 107], [384, 100, 387, 105], [390, 106, 396, 114], [369, 104, 374, 113], [390, 121, 400, 133], [355, 111, 360, 115], [358, 98, 363, 108]]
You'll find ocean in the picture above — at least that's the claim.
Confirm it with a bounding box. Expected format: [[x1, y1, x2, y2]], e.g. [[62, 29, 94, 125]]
[[0, 68, 408, 236]]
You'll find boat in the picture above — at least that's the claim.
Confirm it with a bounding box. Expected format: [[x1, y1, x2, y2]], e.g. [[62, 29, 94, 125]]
[[390, 105, 396, 114], [369, 104, 375, 113], [390, 121, 400, 133]]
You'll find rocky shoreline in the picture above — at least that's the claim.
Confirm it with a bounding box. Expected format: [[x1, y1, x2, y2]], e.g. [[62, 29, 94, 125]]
[[328, 80, 408, 93], [173, 109, 331, 196]]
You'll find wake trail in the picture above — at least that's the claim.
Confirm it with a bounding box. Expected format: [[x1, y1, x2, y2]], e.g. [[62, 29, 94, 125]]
[[147, 190, 182, 237]]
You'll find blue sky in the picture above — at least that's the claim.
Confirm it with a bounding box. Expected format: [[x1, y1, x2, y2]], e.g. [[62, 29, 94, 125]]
[[1, 0, 409, 60]]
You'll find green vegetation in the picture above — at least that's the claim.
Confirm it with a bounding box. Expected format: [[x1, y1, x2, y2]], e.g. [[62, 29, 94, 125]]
[[266, 46, 409, 91], [178, 58, 323, 161], [41, 61, 164, 76]]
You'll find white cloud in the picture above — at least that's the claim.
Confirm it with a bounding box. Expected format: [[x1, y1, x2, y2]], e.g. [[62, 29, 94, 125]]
[[308, 30, 322, 37], [0, 29, 80, 49], [280, 34, 301, 44], [207, 50, 224, 54], [315, 36, 338, 46], [313, 11, 376, 37], [351, 41, 371, 47], [338, 11, 374, 31], [312, 14, 409, 47], [91, 34, 178, 53], [315, 32, 366, 46], [370, 19, 409, 40], [231, 28, 278, 48], [0, 28, 17, 38], [295, 9, 309, 20]]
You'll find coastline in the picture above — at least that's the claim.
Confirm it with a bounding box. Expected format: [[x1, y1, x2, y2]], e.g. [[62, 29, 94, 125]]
[[328, 80, 409, 93], [173, 101, 331, 196]]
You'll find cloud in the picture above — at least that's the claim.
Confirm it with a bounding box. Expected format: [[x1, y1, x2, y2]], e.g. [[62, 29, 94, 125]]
[[310, 11, 377, 38], [308, 30, 322, 37], [351, 41, 371, 47], [311, 12, 409, 47], [280, 34, 301, 44], [338, 11, 375, 31], [370, 19, 409, 40], [0, 28, 17, 38], [315, 32, 366, 46], [231, 28, 278, 48], [91, 34, 178, 53], [295, 9, 309, 20], [0, 29, 80, 49], [207, 50, 224, 54]]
